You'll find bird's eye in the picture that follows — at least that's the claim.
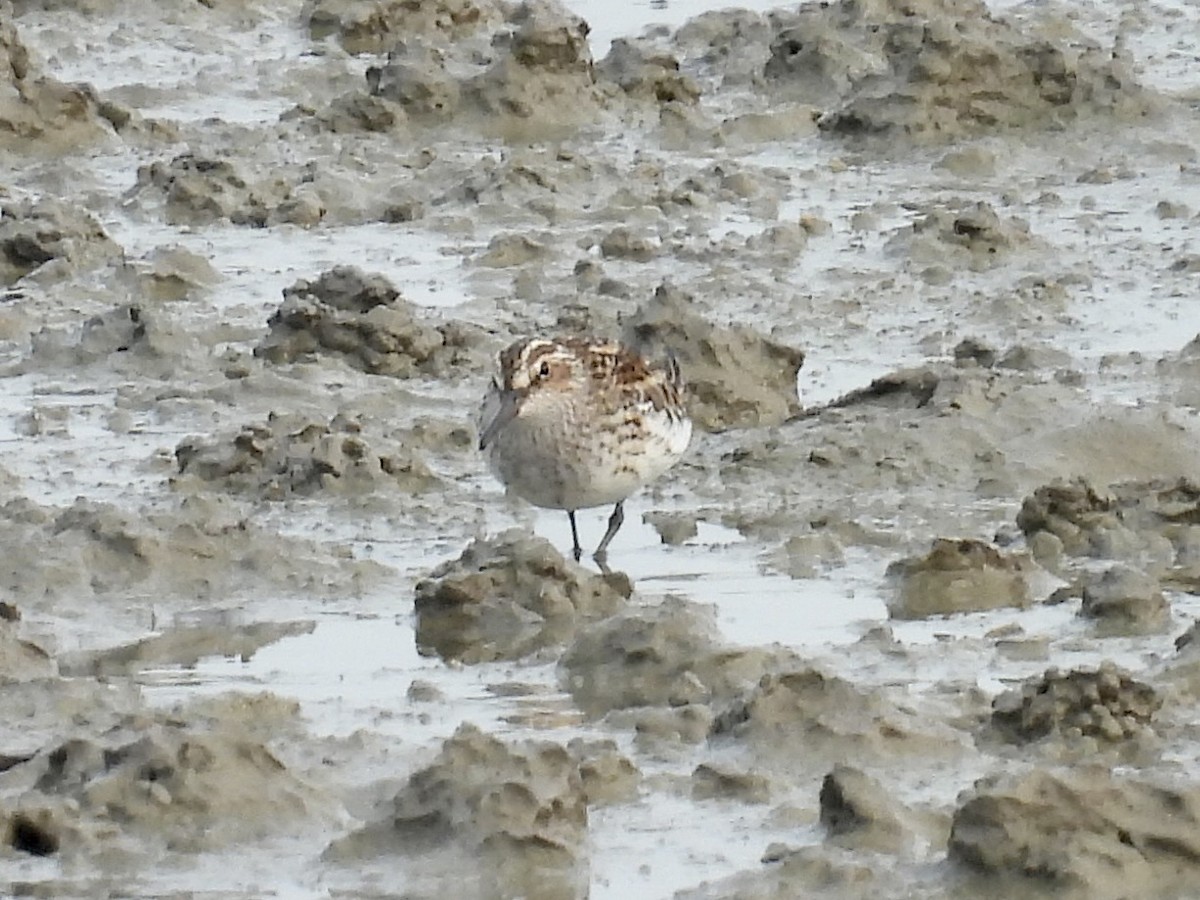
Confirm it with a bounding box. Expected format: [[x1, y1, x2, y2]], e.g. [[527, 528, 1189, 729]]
[[538, 361, 551, 378]]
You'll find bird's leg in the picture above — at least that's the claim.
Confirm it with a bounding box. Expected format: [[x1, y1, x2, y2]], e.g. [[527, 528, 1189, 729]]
[[568, 510, 583, 562], [594, 501, 624, 561]]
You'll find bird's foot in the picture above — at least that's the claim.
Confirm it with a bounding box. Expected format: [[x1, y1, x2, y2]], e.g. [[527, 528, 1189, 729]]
[[592, 549, 613, 576]]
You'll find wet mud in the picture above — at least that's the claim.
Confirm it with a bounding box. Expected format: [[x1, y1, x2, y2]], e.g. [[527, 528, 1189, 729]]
[[4, 0, 1200, 896]]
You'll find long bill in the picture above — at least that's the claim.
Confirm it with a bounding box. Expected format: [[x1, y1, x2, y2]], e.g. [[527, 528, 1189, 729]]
[[478, 385, 521, 451]]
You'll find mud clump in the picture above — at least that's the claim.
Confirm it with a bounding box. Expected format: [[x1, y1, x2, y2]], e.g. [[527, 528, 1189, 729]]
[[307, 0, 503, 54], [0, 617, 55, 683], [711, 667, 961, 774], [135, 245, 221, 302], [464, 0, 599, 128], [132, 154, 312, 227], [0, 17, 126, 151], [329, 723, 588, 898], [671, 9, 775, 87], [1178, 621, 1200, 652], [949, 768, 1200, 897], [175, 412, 438, 499], [255, 266, 485, 377], [3, 721, 330, 854], [762, 0, 1152, 141], [990, 662, 1160, 745], [360, 0, 605, 134], [624, 282, 805, 431], [597, 40, 701, 105], [5, 810, 60, 856], [569, 738, 641, 806], [1161, 620, 1200, 701], [599, 226, 658, 263], [819, 765, 912, 855], [692, 763, 771, 804], [413, 530, 630, 664], [15, 303, 198, 377], [1017, 477, 1200, 578], [823, 366, 941, 411], [0, 496, 382, 615], [310, 90, 408, 133], [1079, 565, 1171, 635], [643, 510, 700, 546], [363, 40, 464, 122], [0, 197, 122, 286], [1017, 477, 1121, 555], [887, 538, 1031, 619], [559, 596, 780, 718], [887, 200, 1032, 271]]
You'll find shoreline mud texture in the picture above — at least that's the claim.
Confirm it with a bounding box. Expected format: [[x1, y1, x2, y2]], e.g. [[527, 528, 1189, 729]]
[[4, 0, 1200, 896]]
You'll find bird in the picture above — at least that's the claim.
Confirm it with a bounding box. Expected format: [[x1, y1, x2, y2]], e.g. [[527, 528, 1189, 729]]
[[478, 336, 692, 564]]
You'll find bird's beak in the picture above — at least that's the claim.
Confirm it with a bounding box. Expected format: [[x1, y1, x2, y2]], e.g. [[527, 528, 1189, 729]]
[[478, 385, 521, 451]]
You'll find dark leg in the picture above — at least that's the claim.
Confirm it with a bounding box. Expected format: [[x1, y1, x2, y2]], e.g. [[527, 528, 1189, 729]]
[[594, 501, 624, 561], [568, 510, 582, 562]]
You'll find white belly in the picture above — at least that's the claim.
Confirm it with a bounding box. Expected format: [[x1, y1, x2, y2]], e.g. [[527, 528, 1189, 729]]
[[486, 410, 691, 511]]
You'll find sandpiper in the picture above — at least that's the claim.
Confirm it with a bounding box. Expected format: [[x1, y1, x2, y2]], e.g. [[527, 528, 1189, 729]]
[[478, 336, 692, 563]]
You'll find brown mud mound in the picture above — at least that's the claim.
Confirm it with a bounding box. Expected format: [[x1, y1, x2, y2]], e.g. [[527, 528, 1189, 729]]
[[14, 302, 201, 377], [887, 537, 1033, 619], [0, 496, 384, 615], [1017, 477, 1121, 554], [131, 153, 319, 228], [1018, 477, 1200, 583], [569, 737, 641, 806], [349, 0, 606, 135], [0, 616, 55, 682], [1078, 565, 1171, 636], [820, 764, 931, 855], [362, 40, 467, 123], [597, 39, 701, 105], [414, 530, 631, 664], [0, 677, 144, 761], [0, 16, 130, 152], [722, 359, 1200, 570], [0, 196, 122, 286], [670, 9, 777, 90], [821, 365, 941, 412], [560, 595, 785, 719], [133, 245, 221, 302], [711, 667, 966, 776], [307, 0, 504, 54], [1159, 620, 1200, 702], [1, 719, 333, 857], [762, 0, 1154, 141], [1157, 334, 1200, 409], [885, 200, 1034, 271], [329, 722, 588, 899], [691, 762, 771, 804], [255, 265, 486, 377], [677, 844, 889, 899], [623, 282, 805, 431], [990, 662, 1160, 747], [174, 412, 439, 499], [949, 767, 1200, 898]]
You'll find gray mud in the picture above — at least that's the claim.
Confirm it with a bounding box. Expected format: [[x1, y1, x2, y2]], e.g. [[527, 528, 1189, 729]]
[[4, 0, 1200, 896]]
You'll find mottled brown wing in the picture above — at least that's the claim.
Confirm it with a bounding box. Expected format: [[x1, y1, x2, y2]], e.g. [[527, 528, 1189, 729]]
[[572, 338, 685, 418]]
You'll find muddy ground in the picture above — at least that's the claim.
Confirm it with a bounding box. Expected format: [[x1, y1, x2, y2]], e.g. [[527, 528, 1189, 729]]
[[3, 0, 1200, 896]]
